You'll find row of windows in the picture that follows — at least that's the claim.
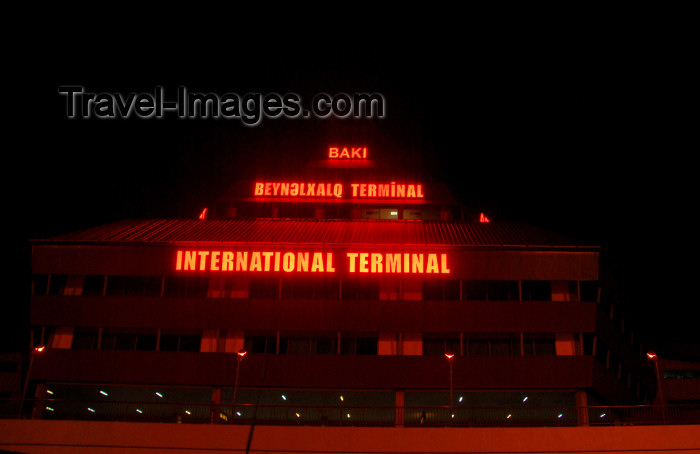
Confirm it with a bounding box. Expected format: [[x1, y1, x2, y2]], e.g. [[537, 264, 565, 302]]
[[41, 327, 561, 357], [33, 275, 599, 302], [423, 334, 556, 357]]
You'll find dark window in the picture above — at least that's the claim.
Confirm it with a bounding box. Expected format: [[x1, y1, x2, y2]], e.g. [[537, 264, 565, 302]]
[[463, 281, 487, 300], [341, 280, 379, 300], [164, 277, 208, 297], [580, 281, 599, 302], [83, 275, 105, 296], [72, 327, 99, 350], [249, 278, 279, 299], [32, 275, 49, 296], [487, 281, 519, 301], [423, 280, 460, 300], [423, 336, 461, 356], [523, 334, 555, 355], [467, 337, 490, 356], [48, 275, 68, 296], [340, 337, 378, 355], [160, 332, 202, 352], [107, 276, 161, 297], [102, 330, 157, 351], [245, 336, 277, 354], [522, 281, 551, 301], [283, 336, 337, 354]]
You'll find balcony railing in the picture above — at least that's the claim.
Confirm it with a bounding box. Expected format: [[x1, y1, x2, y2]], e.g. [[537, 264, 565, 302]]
[[3, 400, 699, 427]]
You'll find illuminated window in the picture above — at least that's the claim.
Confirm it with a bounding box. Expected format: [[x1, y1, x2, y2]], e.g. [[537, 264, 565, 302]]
[[379, 208, 399, 220]]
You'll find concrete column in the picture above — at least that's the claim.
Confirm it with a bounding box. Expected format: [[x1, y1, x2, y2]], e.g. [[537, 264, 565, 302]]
[[395, 390, 405, 427], [211, 387, 222, 424], [576, 390, 589, 426]]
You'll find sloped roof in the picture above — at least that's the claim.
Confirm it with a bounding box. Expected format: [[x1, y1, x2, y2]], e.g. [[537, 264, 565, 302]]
[[33, 218, 597, 249]]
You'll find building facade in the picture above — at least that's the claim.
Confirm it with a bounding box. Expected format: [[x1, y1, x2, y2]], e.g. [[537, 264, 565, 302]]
[[25, 145, 656, 426]]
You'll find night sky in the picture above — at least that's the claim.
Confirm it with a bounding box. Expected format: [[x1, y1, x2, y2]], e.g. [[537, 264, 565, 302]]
[[6, 16, 697, 357]]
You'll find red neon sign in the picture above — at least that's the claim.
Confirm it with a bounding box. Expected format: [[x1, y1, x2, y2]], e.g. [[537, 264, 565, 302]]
[[254, 182, 343, 198], [175, 250, 451, 274], [253, 182, 424, 199], [328, 147, 367, 159]]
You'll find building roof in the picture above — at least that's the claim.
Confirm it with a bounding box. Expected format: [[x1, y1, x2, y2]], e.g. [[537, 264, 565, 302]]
[[33, 219, 598, 249]]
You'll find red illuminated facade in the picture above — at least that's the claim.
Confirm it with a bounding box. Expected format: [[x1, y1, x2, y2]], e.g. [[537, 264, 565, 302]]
[[26, 145, 657, 426]]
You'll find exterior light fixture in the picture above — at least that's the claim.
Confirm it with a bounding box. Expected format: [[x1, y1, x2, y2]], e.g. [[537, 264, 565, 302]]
[[233, 349, 248, 417], [445, 352, 455, 424], [19, 345, 46, 417], [647, 350, 665, 423]]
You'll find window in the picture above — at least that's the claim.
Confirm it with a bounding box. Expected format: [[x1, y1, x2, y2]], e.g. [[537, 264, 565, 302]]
[[102, 329, 157, 351], [341, 280, 379, 300], [423, 280, 460, 300], [71, 327, 99, 350], [580, 281, 599, 302], [32, 275, 49, 296], [423, 335, 460, 356], [281, 278, 339, 299], [164, 277, 208, 297], [107, 276, 161, 297], [83, 275, 106, 296], [464, 334, 520, 356], [245, 335, 277, 354], [521, 281, 551, 301], [463, 281, 519, 301], [340, 336, 378, 355], [160, 332, 202, 352], [249, 278, 279, 299], [282, 335, 338, 354], [523, 334, 555, 356]]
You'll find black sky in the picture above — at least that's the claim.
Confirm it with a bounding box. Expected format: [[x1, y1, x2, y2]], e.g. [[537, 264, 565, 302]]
[[6, 14, 697, 356]]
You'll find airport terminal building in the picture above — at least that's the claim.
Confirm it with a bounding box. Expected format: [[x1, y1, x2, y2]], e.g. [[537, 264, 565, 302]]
[[25, 145, 657, 427]]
